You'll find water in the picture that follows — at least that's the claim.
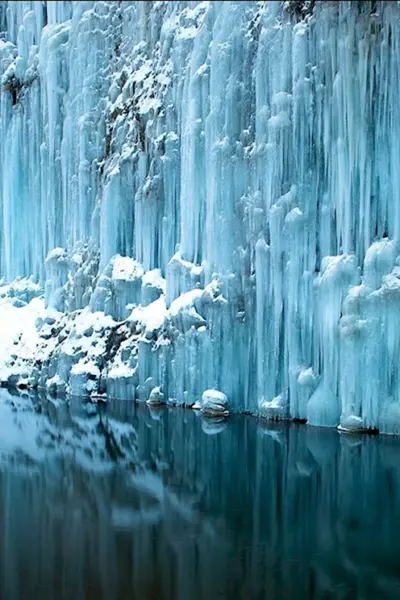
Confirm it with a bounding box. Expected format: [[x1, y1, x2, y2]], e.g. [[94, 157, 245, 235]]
[[0, 389, 398, 600]]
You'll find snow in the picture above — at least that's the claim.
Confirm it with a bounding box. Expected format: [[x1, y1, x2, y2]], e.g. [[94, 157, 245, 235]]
[[0, 293, 43, 383], [169, 289, 204, 318], [112, 256, 144, 281], [142, 269, 166, 291], [0, 1, 399, 431], [108, 364, 135, 379], [46, 247, 67, 261], [70, 362, 100, 377], [130, 296, 167, 334]]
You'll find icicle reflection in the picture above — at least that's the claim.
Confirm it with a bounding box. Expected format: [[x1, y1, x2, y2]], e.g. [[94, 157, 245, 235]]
[[0, 390, 397, 599]]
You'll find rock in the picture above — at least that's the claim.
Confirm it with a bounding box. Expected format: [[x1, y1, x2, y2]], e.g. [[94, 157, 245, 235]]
[[147, 386, 165, 406], [44, 315, 56, 326], [338, 414, 364, 432], [7, 373, 21, 387], [12, 298, 27, 308], [58, 329, 68, 343], [35, 317, 44, 329], [200, 389, 229, 417]]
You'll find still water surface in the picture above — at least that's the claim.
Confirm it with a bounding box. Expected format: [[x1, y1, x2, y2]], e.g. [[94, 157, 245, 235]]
[[0, 389, 398, 600]]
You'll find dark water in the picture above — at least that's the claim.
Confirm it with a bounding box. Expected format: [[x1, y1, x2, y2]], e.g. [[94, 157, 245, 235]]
[[0, 390, 399, 600]]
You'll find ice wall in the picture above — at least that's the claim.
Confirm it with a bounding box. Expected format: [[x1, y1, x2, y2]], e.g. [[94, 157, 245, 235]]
[[0, 1, 399, 432]]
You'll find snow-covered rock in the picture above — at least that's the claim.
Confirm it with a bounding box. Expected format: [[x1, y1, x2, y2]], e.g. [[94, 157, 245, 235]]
[[199, 390, 229, 418], [259, 395, 287, 421], [147, 386, 165, 406], [338, 415, 365, 433]]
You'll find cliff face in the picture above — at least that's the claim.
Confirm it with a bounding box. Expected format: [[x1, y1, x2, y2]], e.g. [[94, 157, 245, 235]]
[[0, 1, 398, 432]]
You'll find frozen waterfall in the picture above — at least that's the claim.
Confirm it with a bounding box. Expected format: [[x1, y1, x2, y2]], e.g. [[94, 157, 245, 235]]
[[0, 0, 398, 432]]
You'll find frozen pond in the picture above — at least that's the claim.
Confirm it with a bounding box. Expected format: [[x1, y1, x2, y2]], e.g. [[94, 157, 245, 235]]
[[0, 389, 398, 599]]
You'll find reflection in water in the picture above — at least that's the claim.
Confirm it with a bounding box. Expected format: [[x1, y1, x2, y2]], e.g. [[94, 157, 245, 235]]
[[0, 390, 398, 599]]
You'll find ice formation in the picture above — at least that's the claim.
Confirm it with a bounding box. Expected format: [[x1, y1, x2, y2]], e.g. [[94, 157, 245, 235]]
[[0, 1, 398, 432]]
